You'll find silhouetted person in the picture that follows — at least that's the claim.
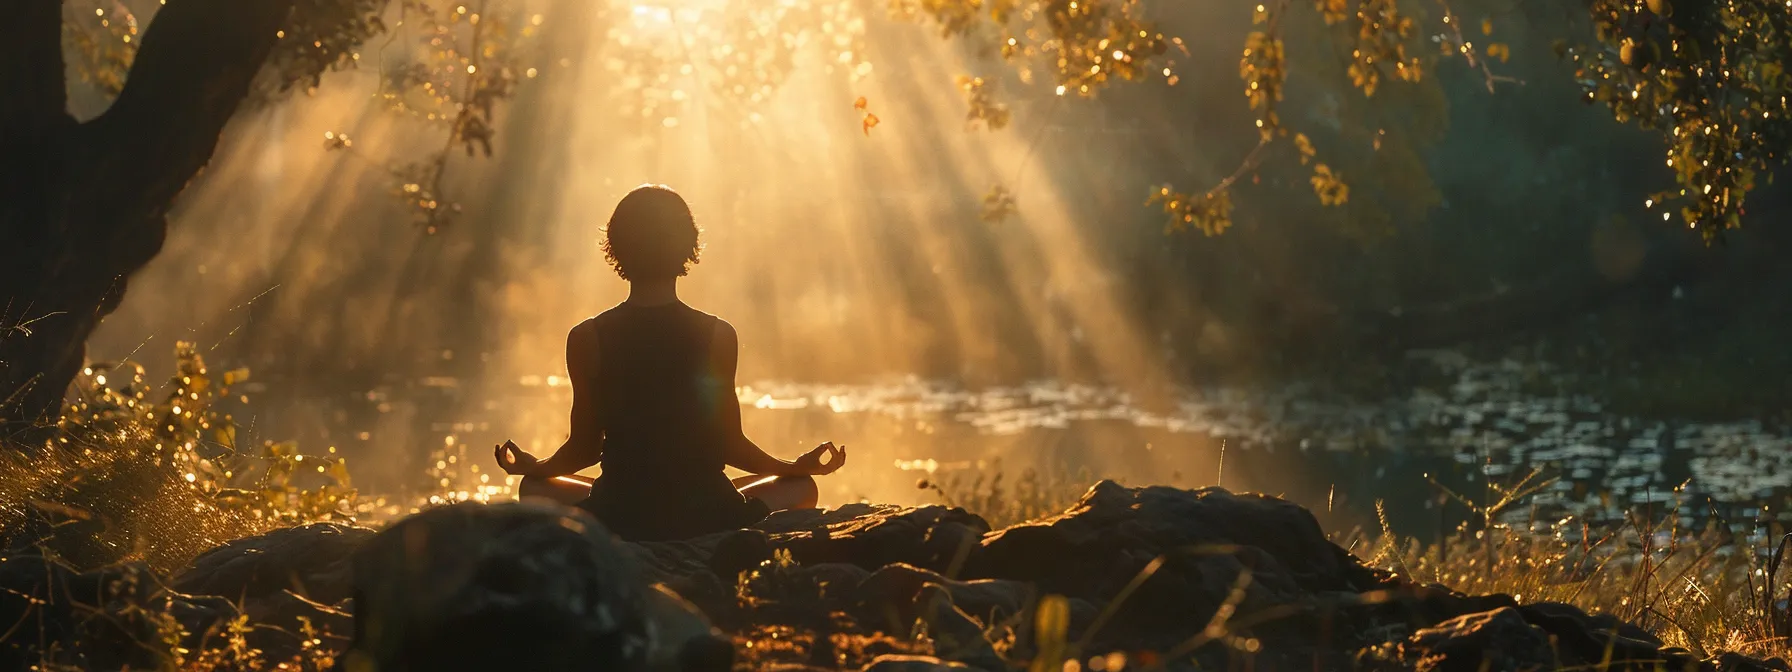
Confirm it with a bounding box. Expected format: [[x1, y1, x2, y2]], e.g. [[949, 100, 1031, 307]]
[[493, 184, 845, 541]]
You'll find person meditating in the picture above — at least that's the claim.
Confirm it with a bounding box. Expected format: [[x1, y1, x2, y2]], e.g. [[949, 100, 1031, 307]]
[[492, 184, 846, 542]]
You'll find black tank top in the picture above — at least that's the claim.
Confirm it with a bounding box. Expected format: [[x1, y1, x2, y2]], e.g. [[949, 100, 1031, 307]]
[[576, 301, 762, 540]]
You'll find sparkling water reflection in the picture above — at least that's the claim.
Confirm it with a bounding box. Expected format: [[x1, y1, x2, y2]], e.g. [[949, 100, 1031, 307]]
[[263, 350, 1792, 540]]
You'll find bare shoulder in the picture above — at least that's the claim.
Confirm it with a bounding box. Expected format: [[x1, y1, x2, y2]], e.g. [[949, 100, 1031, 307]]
[[568, 317, 601, 343], [711, 316, 738, 345], [566, 318, 601, 364], [709, 317, 739, 371]]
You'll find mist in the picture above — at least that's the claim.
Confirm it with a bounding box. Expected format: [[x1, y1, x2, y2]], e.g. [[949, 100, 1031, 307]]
[[74, 0, 1792, 522]]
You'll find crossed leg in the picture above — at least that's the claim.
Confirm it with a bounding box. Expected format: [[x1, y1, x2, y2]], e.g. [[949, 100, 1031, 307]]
[[518, 472, 818, 512]]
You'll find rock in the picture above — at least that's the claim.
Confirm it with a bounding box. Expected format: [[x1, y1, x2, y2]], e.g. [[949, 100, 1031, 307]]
[[678, 633, 738, 672], [340, 501, 654, 671], [1110, 546, 1306, 643], [633, 530, 736, 584], [174, 521, 373, 606], [1516, 601, 1698, 669], [162, 590, 244, 638], [800, 562, 877, 594], [853, 563, 1032, 628], [777, 505, 991, 573], [965, 481, 1384, 651], [755, 504, 884, 534], [241, 589, 354, 661], [628, 504, 990, 622], [968, 482, 1383, 600], [859, 653, 979, 671], [647, 582, 734, 671], [17, 480, 1783, 672], [1385, 582, 1520, 628], [630, 504, 915, 588], [1379, 607, 1556, 671], [1363, 603, 1719, 672], [1711, 651, 1792, 672], [915, 584, 1004, 671], [632, 531, 741, 623], [710, 528, 776, 577], [1322, 582, 1520, 651]]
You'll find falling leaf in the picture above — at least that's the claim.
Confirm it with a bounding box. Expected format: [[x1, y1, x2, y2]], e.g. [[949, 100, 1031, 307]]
[[852, 95, 868, 111], [862, 112, 880, 135], [981, 184, 1018, 222], [1481, 18, 1493, 35]]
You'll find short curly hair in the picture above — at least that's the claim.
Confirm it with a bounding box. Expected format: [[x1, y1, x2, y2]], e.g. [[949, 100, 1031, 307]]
[[601, 184, 701, 281]]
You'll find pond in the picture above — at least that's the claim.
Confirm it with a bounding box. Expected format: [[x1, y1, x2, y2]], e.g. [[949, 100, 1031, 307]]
[[241, 348, 1792, 544]]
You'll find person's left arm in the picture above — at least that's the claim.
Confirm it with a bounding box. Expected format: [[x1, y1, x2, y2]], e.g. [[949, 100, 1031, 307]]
[[710, 319, 844, 476]]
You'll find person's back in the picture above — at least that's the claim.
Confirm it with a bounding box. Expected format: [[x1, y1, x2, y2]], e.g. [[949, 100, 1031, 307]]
[[493, 184, 846, 542], [579, 301, 747, 539]]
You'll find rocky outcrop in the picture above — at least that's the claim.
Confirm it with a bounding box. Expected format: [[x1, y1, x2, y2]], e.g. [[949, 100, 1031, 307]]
[[1354, 602, 1792, 672], [1360, 606, 1557, 671], [968, 481, 1385, 597], [340, 501, 662, 671], [173, 521, 371, 605], [6, 481, 1790, 671]]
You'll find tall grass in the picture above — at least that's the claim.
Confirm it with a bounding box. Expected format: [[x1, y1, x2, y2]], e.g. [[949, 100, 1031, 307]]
[[918, 457, 1095, 529], [1349, 495, 1792, 659], [925, 464, 1792, 663], [2, 343, 356, 572]]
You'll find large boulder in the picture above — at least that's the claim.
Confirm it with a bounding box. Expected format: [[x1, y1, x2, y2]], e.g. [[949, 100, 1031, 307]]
[[1514, 601, 1699, 670], [1357, 601, 1788, 672], [774, 505, 991, 573], [339, 501, 657, 671], [852, 563, 1032, 628], [173, 521, 372, 606], [628, 504, 992, 622], [646, 583, 736, 671], [967, 481, 1384, 599], [1359, 606, 1557, 671], [961, 481, 1387, 652], [912, 583, 1004, 671]]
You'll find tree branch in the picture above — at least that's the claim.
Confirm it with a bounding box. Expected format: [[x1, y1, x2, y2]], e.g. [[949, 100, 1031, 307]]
[[0, 0, 70, 136], [84, 0, 297, 218]]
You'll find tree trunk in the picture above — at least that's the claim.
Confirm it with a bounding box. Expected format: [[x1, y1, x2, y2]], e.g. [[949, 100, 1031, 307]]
[[1, 0, 295, 435]]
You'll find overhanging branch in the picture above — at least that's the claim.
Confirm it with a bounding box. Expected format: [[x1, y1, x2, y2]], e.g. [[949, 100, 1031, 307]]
[[84, 0, 297, 218]]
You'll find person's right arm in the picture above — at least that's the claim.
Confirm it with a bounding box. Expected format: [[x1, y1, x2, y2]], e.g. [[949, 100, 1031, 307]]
[[495, 322, 604, 477]]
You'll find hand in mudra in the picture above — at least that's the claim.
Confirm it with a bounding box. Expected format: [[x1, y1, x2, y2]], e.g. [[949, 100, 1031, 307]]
[[493, 440, 541, 477], [793, 442, 846, 476]]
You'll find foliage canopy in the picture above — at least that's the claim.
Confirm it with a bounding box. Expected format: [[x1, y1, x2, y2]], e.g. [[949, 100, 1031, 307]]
[[56, 0, 1792, 242]]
